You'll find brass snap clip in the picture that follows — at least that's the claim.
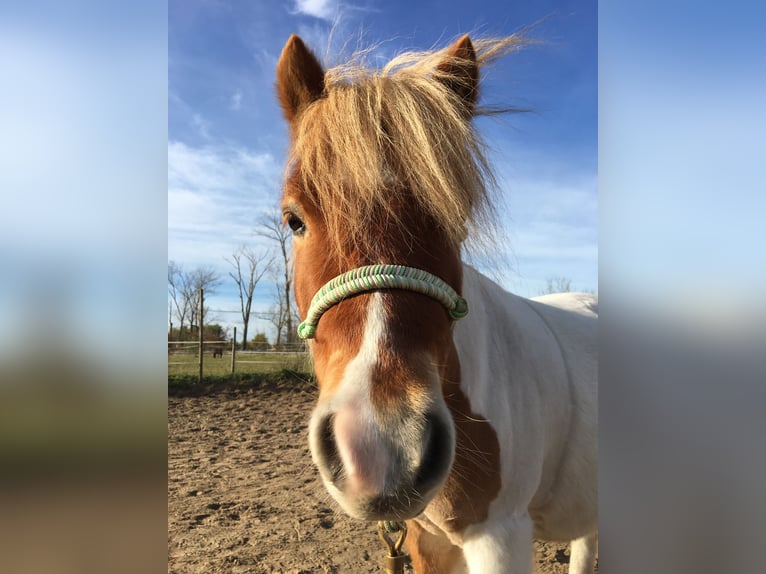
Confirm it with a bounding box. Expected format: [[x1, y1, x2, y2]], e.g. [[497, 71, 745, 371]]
[[377, 521, 408, 574]]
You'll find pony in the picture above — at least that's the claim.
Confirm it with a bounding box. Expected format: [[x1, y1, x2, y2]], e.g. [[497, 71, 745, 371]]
[[274, 33, 597, 574]]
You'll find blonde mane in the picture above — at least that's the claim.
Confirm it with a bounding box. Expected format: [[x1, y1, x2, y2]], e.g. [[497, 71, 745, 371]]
[[288, 36, 527, 260]]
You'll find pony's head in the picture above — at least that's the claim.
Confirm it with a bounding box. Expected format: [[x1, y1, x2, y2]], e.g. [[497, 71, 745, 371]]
[[275, 34, 519, 521]]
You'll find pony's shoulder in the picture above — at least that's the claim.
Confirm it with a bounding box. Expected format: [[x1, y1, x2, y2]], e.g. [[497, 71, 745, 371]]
[[462, 265, 598, 318], [531, 292, 598, 317]]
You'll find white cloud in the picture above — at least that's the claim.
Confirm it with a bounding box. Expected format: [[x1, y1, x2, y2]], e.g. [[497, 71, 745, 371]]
[[168, 140, 283, 268], [191, 113, 211, 139], [168, 140, 279, 193], [487, 172, 598, 296], [230, 89, 242, 111], [293, 0, 338, 21]]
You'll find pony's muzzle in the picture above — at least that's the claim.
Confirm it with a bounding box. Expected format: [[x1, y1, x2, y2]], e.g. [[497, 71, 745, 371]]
[[413, 412, 454, 494], [310, 407, 454, 520]]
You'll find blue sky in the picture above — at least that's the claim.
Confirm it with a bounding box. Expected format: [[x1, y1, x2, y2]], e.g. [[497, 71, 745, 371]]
[[168, 0, 597, 339]]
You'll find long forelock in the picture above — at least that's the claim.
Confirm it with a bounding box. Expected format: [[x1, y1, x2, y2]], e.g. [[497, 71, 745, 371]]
[[288, 36, 526, 262]]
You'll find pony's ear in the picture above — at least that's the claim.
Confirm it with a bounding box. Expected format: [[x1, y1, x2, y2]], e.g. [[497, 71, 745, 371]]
[[276, 35, 325, 124], [436, 34, 479, 111]]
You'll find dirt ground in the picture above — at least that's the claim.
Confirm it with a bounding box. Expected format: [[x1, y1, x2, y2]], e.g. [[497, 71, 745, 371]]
[[168, 381, 588, 573]]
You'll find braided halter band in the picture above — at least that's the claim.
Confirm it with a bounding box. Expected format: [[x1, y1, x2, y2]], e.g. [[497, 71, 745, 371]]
[[296, 264, 469, 340]]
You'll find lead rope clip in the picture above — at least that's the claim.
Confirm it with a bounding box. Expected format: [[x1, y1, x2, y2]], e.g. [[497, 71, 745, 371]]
[[377, 521, 408, 574]]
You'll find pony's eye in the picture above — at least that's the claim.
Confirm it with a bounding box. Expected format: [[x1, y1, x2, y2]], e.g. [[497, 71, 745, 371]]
[[286, 212, 306, 236]]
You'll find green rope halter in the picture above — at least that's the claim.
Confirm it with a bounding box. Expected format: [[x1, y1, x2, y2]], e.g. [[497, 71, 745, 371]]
[[297, 264, 468, 340]]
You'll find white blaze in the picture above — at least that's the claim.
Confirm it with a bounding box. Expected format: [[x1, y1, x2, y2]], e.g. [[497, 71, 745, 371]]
[[310, 293, 389, 501]]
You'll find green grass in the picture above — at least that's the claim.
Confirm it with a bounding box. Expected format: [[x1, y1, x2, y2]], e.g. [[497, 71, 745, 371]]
[[168, 369, 315, 394], [168, 349, 314, 393], [167, 350, 311, 377]]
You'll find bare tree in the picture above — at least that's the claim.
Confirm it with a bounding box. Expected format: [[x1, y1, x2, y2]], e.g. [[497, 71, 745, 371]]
[[177, 266, 221, 334], [225, 246, 272, 350], [190, 267, 222, 328], [169, 262, 222, 339], [540, 275, 573, 295], [256, 211, 297, 345], [268, 273, 287, 348], [263, 264, 301, 348], [168, 261, 190, 336]]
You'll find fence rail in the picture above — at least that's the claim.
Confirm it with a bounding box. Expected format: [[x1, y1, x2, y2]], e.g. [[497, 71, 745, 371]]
[[168, 290, 309, 382], [168, 339, 310, 378]]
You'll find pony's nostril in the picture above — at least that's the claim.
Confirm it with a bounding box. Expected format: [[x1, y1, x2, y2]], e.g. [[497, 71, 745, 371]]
[[317, 414, 343, 483], [414, 413, 452, 492]]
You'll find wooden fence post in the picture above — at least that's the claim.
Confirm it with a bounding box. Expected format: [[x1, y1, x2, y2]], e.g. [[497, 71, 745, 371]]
[[231, 326, 236, 375], [198, 288, 204, 385]]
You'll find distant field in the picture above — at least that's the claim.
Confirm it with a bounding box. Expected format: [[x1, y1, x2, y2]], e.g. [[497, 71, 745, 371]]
[[168, 349, 311, 377]]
